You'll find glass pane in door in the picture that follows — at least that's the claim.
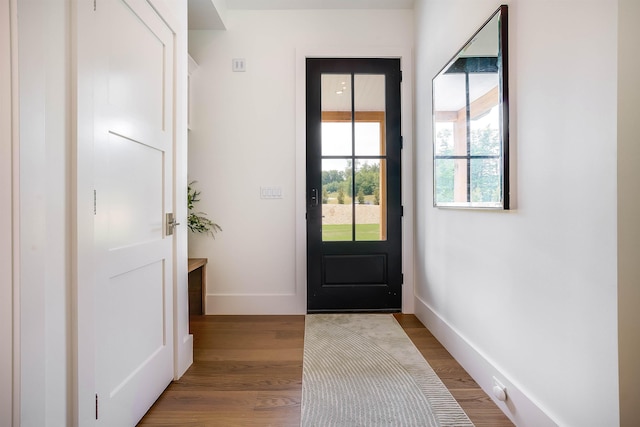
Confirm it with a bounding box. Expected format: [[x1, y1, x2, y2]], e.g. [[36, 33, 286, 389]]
[[355, 159, 386, 241], [322, 158, 352, 241], [354, 74, 385, 156], [322, 122, 351, 157], [321, 74, 352, 156]]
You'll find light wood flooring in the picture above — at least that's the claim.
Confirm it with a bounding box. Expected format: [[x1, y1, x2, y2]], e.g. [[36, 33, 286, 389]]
[[138, 314, 513, 427]]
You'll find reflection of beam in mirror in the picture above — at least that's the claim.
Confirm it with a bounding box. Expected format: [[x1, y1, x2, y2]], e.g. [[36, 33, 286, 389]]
[[469, 74, 499, 111]]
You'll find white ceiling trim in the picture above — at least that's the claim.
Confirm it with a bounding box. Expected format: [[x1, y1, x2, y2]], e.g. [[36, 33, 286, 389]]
[[188, 0, 227, 30]]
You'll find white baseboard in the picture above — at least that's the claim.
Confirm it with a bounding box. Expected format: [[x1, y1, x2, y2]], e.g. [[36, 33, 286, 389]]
[[205, 294, 306, 315], [414, 296, 559, 427]]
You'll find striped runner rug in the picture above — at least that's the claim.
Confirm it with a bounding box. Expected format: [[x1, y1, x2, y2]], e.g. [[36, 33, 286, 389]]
[[301, 314, 474, 427]]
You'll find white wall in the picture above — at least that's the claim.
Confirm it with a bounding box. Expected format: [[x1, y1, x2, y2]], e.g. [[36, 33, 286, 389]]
[[188, 9, 414, 314], [617, 0, 640, 424], [414, 1, 619, 426], [17, 0, 71, 425]]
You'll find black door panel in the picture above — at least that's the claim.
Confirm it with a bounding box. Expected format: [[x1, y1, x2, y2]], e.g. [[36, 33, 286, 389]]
[[306, 58, 402, 313]]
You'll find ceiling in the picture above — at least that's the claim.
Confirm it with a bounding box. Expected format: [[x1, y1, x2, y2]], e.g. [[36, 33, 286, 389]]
[[226, 0, 414, 9], [189, 0, 414, 31], [188, 0, 414, 30]]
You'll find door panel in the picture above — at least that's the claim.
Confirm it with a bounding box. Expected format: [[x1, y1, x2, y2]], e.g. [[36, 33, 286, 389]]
[[107, 0, 165, 130], [94, 0, 174, 425], [307, 58, 402, 312], [323, 254, 387, 284], [103, 261, 165, 392], [105, 133, 164, 248]]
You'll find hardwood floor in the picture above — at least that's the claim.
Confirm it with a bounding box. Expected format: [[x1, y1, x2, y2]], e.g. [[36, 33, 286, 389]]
[[138, 315, 304, 427], [138, 314, 513, 427], [393, 314, 513, 427]]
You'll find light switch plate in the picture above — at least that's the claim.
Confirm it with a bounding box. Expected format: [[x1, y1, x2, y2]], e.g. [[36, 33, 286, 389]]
[[260, 186, 282, 199]]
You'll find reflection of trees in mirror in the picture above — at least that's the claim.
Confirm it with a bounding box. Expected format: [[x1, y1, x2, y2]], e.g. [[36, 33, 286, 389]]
[[435, 160, 454, 203], [471, 161, 501, 202], [471, 125, 501, 202], [187, 181, 222, 238], [436, 127, 454, 155], [322, 160, 381, 206], [435, 125, 501, 203]]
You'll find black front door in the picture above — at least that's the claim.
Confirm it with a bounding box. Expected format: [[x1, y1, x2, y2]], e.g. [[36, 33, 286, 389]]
[[306, 58, 402, 312]]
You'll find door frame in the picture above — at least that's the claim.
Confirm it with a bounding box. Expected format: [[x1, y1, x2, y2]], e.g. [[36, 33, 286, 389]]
[[295, 47, 415, 314], [1, 0, 19, 425], [73, 1, 190, 424]]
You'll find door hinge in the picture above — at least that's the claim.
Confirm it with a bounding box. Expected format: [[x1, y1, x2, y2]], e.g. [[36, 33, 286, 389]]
[[400, 70, 403, 82], [95, 393, 99, 419], [401, 273, 404, 284], [400, 136, 403, 149], [93, 190, 97, 215], [401, 206, 404, 217]]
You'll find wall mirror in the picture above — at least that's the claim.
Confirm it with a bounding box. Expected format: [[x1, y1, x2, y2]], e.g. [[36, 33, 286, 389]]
[[432, 5, 509, 209]]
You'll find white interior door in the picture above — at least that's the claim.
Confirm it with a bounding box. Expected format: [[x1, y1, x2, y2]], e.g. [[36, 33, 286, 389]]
[[93, 0, 175, 424]]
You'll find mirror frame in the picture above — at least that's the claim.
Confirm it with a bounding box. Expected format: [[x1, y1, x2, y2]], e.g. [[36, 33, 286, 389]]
[[432, 5, 509, 209]]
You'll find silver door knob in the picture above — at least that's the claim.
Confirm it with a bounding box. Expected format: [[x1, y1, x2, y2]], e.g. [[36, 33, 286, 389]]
[[166, 213, 180, 235]]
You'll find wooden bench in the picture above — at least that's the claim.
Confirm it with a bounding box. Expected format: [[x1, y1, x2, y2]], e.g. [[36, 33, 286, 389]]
[[188, 258, 207, 315]]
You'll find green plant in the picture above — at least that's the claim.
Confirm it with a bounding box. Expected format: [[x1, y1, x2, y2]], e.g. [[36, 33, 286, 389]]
[[187, 181, 221, 238]]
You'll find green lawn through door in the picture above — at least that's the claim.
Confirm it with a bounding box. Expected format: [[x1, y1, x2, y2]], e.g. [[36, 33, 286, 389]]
[[322, 224, 381, 241]]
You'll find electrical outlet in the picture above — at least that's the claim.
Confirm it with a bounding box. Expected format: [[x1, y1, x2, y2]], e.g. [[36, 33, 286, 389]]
[[232, 58, 246, 72], [492, 376, 507, 402]]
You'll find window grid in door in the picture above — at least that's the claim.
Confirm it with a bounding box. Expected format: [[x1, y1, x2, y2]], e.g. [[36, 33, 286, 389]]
[[321, 73, 387, 242]]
